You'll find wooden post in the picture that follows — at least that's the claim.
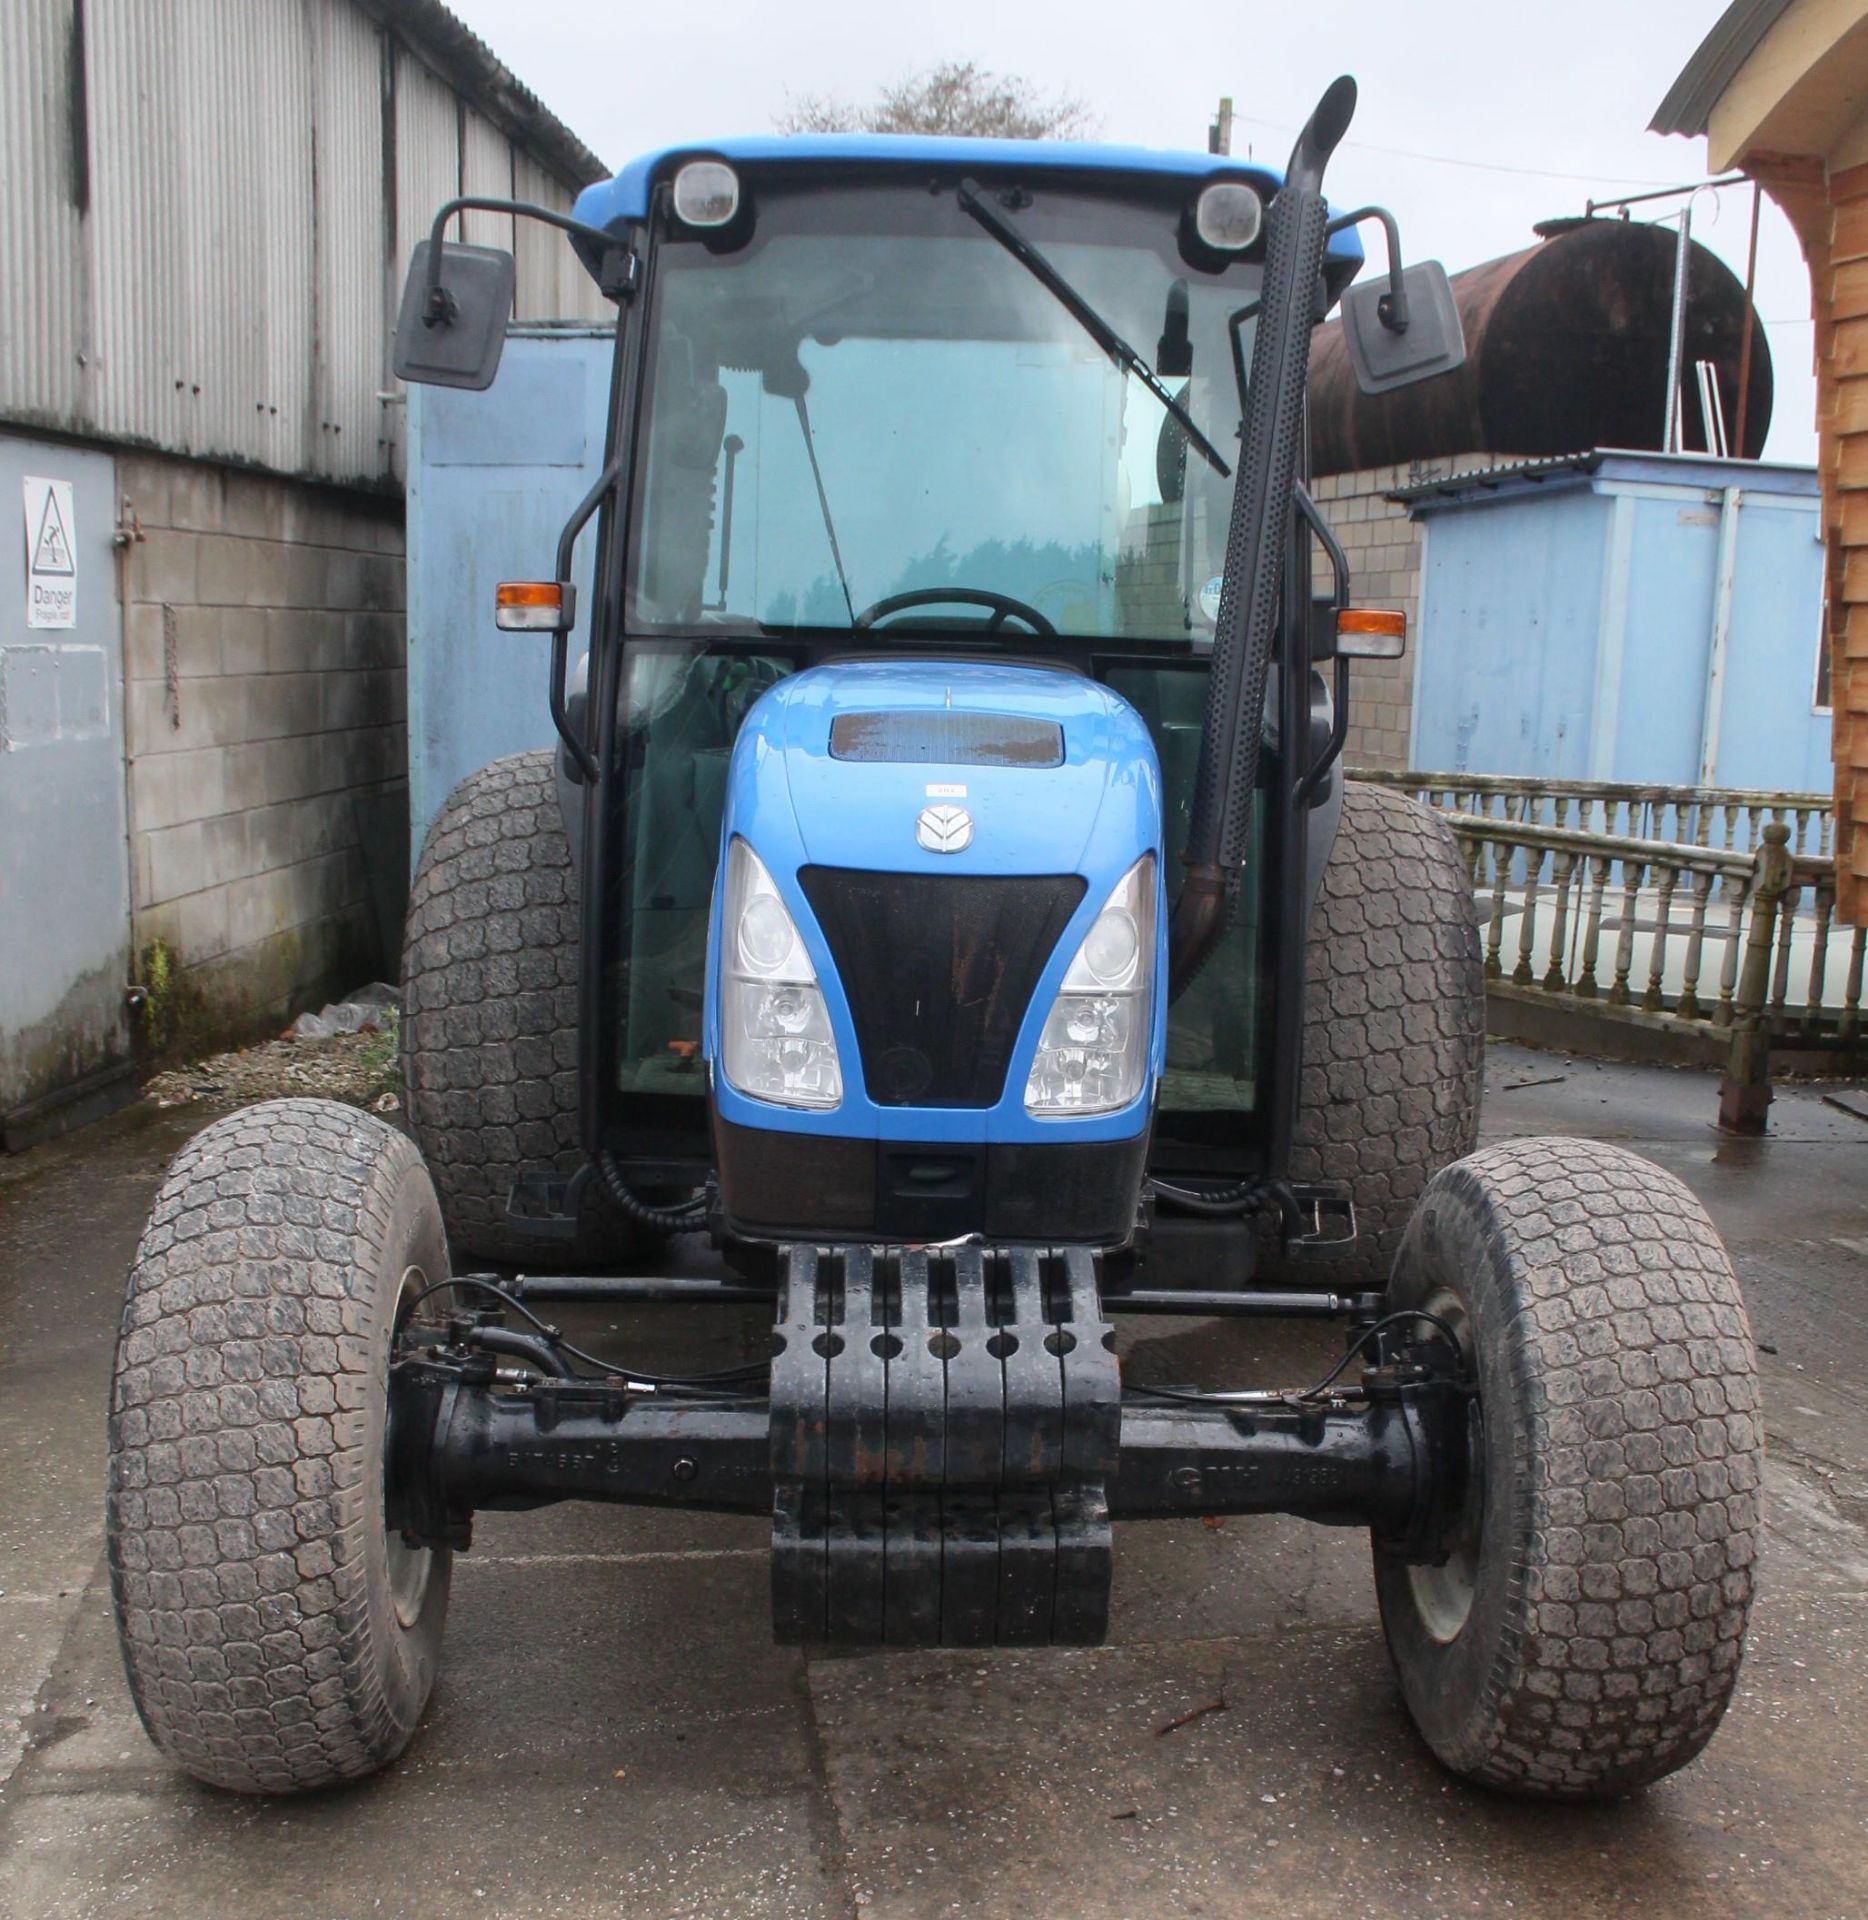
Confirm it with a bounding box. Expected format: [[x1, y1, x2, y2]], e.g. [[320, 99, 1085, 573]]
[[1575, 854, 1609, 998], [1719, 823, 1792, 1133], [1543, 849, 1576, 991]]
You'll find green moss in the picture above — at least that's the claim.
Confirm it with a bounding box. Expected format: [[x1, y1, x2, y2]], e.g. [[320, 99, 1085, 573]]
[[135, 938, 198, 1056], [357, 1007, 401, 1102]]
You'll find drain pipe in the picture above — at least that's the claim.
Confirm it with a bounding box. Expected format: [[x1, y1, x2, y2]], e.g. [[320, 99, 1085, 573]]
[[1168, 75, 1357, 997], [1662, 205, 1691, 452], [1698, 485, 1742, 786]]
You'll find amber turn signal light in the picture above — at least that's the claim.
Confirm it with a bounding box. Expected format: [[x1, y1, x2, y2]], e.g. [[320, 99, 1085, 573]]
[[494, 580, 576, 633], [1335, 607, 1406, 659]]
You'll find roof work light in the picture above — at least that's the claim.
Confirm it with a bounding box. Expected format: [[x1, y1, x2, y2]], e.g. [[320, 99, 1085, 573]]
[[1193, 181, 1263, 252], [672, 161, 742, 228]]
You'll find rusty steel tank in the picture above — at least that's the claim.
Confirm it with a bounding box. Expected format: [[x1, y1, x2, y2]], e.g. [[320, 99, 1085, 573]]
[[1308, 216, 1773, 476]]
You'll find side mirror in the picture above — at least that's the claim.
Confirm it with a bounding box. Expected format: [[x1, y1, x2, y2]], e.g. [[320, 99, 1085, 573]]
[[1156, 280, 1193, 379], [1342, 260, 1465, 394], [392, 240, 515, 391]]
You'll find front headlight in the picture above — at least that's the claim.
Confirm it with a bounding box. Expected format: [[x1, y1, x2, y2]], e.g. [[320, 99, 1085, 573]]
[[719, 838, 842, 1109], [1025, 855, 1156, 1117]]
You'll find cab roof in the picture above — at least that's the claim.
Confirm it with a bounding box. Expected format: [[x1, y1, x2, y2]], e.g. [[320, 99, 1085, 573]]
[[571, 134, 1364, 279]]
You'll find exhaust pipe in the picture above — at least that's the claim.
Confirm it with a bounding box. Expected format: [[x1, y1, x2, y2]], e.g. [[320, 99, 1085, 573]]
[[1168, 76, 1357, 998]]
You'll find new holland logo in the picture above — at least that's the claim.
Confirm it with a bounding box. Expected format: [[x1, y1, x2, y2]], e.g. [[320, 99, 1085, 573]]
[[915, 804, 974, 854]]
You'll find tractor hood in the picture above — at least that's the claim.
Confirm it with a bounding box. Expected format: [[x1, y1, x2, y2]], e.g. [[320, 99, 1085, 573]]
[[725, 659, 1162, 879], [706, 657, 1169, 1214]]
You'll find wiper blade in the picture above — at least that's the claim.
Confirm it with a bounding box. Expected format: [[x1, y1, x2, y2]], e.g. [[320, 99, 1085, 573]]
[[792, 391, 856, 625], [957, 178, 1232, 481]]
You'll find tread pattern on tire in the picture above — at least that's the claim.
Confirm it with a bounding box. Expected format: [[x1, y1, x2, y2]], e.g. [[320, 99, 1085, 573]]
[[107, 1100, 442, 1793], [1289, 781, 1484, 1285], [401, 749, 598, 1265], [1389, 1136, 1760, 1797]]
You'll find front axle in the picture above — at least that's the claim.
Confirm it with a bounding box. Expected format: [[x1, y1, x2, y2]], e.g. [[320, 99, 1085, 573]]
[[387, 1246, 1470, 1648]]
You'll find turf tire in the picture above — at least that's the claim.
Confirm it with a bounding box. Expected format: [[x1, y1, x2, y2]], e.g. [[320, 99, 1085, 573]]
[[1285, 780, 1485, 1287], [107, 1099, 452, 1793], [401, 749, 636, 1267], [1375, 1137, 1761, 1798]]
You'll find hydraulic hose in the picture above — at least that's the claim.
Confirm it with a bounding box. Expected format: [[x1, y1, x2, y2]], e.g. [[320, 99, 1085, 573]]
[[1168, 76, 1357, 1000], [595, 1146, 709, 1233]]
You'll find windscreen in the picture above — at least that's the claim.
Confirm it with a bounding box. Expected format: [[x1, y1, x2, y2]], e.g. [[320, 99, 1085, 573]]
[[627, 177, 1263, 643]]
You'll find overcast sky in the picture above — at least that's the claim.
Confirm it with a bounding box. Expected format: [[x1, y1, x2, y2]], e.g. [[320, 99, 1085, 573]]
[[445, 0, 1817, 464]]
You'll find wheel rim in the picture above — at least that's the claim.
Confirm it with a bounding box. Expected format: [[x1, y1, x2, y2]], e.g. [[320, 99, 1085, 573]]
[[1406, 1284, 1481, 1644], [384, 1263, 436, 1631]]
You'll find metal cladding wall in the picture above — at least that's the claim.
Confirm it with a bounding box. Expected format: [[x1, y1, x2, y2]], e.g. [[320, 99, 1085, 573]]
[[2, 1, 91, 436], [0, 0, 610, 490], [1309, 219, 1774, 477]]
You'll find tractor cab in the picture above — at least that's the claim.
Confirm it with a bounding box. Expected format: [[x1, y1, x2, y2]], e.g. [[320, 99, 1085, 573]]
[[582, 140, 1362, 1248]]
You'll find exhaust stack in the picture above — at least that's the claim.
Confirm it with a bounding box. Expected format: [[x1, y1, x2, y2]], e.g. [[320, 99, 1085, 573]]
[[1167, 76, 1356, 997]]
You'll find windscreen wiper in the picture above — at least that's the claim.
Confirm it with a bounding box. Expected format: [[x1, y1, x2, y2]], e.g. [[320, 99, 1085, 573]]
[[957, 178, 1232, 480], [792, 391, 856, 624]]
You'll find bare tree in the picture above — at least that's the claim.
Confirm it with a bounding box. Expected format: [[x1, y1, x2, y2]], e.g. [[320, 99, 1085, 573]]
[[779, 61, 1096, 141]]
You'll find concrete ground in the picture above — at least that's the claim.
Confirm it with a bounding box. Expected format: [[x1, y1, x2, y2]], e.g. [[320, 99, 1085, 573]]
[[2, 1045, 1866, 1919]]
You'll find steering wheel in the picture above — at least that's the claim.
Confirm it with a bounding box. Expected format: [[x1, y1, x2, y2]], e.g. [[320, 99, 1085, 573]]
[[851, 587, 1058, 636]]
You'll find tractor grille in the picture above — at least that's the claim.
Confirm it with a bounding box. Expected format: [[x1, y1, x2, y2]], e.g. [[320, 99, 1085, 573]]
[[829, 711, 1064, 768], [797, 868, 1086, 1107]]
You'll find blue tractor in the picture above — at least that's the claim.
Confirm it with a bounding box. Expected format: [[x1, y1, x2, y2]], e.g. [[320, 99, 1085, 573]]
[[108, 81, 1760, 1802]]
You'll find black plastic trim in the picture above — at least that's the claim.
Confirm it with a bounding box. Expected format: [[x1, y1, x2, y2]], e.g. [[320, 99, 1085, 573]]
[[713, 1114, 1149, 1245], [798, 867, 1086, 1109]]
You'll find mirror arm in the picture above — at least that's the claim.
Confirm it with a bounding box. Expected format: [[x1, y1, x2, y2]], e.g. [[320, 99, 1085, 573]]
[[548, 454, 624, 784], [1296, 653, 1352, 811], [421, 196, 637, 324], [1293, 483, 1351, 810], [1326, 205, 1409, 333], [1225, 297, 1262, 422], [1295, 480, 1351, 619]]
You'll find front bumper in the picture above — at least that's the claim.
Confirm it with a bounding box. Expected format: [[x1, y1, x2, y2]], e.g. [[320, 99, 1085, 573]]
[[712, 1113, 1151, 1244]]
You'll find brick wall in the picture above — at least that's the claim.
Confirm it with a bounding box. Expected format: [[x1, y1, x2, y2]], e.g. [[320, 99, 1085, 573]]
[[1310, 454, 1508, 772], [1756, 151, 1866, 923], [117, 453, 408, 1045], [1311, 466, 1422, 769]]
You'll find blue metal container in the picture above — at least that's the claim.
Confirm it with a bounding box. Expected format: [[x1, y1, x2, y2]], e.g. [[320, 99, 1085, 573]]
[[405, 327, 612, 855], [1402, 452, 1826, 790]]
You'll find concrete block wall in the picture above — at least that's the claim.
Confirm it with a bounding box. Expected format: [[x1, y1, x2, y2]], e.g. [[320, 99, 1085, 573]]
[[1312, 452, 1515, 772], [117, 452, 408, 1045]]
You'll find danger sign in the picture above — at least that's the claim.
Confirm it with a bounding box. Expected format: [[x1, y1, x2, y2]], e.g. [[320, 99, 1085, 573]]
[[23, 476, 77, 629]]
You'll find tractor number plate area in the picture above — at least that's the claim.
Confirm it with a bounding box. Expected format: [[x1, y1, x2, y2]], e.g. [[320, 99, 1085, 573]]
[[769, 1244, 1120, 1648]]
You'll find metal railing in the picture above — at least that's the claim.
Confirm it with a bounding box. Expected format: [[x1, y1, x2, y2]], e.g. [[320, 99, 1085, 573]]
[[1349, 772, 1863, 1130], [1356, 770, 1834, 860]]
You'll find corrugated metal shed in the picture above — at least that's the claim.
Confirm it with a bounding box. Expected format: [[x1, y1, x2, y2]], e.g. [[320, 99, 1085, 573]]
[[0, 0, 611, 489], [2, 3, 89, 434]]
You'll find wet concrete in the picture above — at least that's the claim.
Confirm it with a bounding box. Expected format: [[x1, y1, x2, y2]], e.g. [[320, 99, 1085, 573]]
[[1, 1047, 1865, 1918]]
